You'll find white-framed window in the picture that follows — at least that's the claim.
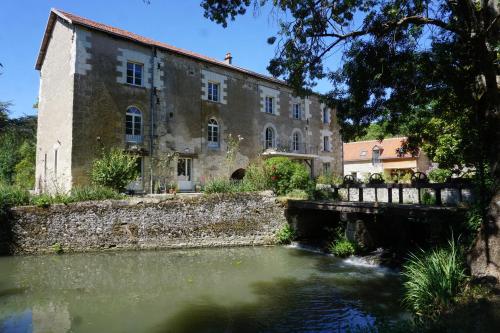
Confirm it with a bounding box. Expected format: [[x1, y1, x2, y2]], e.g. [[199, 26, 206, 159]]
[[207, 81, 220, 102], [265, 127, 275, 148], [265, 96, 274, 114], [126, 107, 142, 143], [207, 118, 219, 147], [293, 103, 301, 119], [323, 136, 330, 152], [292, 132, 301, 152], [126, 62, 143, 86], [372, 147, 381, 165], [322, 107, 329, 124]]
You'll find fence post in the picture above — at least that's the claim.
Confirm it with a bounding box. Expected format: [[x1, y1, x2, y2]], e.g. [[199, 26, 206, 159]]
[[359, 187, 363, 202], [388, 186, 392, 203], [398, 184, 403, 204], [374, 186, 378, 202], [435, 187, 442, 206], [418, 187, 422, 204]]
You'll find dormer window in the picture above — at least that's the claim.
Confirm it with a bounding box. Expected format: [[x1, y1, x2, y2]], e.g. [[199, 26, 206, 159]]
[[207, 81, 220, 102], [126, 62, 143, 86], [372, 147, 381, 164]]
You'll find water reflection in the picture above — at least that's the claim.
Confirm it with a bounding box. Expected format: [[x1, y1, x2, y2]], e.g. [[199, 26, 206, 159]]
[[1, 247, 406, 332]]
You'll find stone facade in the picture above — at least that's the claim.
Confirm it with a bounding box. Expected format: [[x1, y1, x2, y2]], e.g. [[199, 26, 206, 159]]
[[2, 194, 287, 255], [35, 9, 343, 193]]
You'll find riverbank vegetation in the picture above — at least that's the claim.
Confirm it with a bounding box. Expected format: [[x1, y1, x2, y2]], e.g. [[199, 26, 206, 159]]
[[0, 184, 122, 215], [275, 224, 296, 244]]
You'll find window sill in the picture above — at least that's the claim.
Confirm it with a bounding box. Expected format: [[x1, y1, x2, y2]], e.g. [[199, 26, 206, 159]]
[[124, 83, 146, 89], [264, 111, 277, 116], [207, 144, 220, 150]]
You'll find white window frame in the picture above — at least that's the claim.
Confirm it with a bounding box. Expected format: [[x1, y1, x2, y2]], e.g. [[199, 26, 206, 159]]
[[207, 81, 220, 102], [265, 96, 274, 114], [126, 107, 143, 143], [265, 127, 275, 148], [293, 103, 301, 119], [292, 132, 300, 152], [207, 119, 219, 147], [126, 61, 144, 86]]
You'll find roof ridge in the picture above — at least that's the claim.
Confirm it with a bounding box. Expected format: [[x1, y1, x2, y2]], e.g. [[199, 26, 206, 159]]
[[44, 9, 287, 86], [344, 136, 407, 145]]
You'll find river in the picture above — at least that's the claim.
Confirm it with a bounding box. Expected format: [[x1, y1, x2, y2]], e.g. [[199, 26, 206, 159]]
[[0, 246, 427, 332]]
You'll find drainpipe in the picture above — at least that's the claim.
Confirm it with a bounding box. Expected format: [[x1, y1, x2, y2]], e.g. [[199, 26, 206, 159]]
[[149, 47, 156, 194]]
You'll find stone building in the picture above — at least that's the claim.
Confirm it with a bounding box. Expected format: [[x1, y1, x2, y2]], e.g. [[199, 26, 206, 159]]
[[34, 9, 343, 193]]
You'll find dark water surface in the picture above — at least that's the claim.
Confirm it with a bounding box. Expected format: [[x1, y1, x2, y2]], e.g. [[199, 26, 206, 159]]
[[1, 246, 409, 332]]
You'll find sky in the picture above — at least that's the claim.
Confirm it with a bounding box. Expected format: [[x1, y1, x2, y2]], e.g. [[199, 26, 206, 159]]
[[0, 0, 338, 119]]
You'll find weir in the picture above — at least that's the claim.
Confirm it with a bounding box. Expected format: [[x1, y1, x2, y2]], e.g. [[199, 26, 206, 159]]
[[285, 180, 474, 251]]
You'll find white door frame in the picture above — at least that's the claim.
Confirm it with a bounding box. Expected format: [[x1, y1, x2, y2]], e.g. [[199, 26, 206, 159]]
[[177, 157, 193, 191]]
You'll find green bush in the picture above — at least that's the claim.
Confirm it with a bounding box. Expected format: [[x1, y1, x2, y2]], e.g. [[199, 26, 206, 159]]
[[31, 194, 53, 208], [204, 178, 247, 194], [421, 191, 437, 205], [428, 168, 452, 183], [402, 239, 466, 320], [243, 160, 271, 191], [266, 157, 312, 195], [13, 141, 35, 190], [90, 148, 139, 191], [284, 189, 309, 200], [329, 239, 356, 257], [276, 224, 296, 244], [0, 184, 30, 216], [70, 185, 123, 202]]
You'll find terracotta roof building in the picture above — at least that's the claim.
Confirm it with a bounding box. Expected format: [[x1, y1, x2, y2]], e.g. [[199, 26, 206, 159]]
[[343, 137, 431, 180]]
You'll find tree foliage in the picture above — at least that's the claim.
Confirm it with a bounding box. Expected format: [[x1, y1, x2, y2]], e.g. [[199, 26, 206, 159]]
[[201, 0, 499, 178]]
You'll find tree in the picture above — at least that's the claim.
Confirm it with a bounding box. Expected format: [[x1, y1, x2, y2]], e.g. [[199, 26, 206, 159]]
[[14, 141, 36, 189], [201, 0, 500, 279]]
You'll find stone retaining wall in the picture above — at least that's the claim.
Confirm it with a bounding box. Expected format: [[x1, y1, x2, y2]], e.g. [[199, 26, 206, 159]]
[[0, 193, 287, 255]]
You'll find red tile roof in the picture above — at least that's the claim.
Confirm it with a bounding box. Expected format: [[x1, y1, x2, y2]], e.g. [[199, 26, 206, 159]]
[[343, 137, 416, 162], [35, 9, 286, 85]]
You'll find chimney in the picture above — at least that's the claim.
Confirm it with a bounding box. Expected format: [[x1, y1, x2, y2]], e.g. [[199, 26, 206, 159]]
[[224, 52, 232, 65]]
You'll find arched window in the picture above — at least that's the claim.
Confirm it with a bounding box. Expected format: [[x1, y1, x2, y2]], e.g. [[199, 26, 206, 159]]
[[126, 107, 142, 143], [292, 132, 301, 152], [265, 127, 275, 148], [208, 119, 219, 147]]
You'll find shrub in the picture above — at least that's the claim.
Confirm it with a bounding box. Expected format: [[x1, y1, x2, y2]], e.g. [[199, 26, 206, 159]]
[[428, 168, 452, 183], [31, 194, 53, 208], [90, 148, 139, 191], [313, 188, 340, 201], [329, 239, 356, 257], [276, 224, 296, 244], [243, 161, 271, 191], [203, 178, 246, 194], [284, 189, 309, 200], [70, 185, 123, 202], [266, 157, 312, 195], [402, 239, 466, 320], [13, 141, 35, 190], [421, 191, 436, 205], [0, 184, 30, 216]]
